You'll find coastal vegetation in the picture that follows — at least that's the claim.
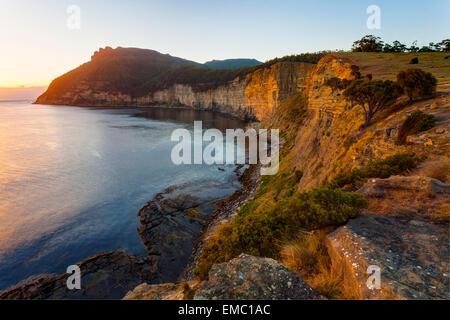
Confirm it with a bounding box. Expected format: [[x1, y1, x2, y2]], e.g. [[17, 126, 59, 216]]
[[193, 184, 368, 280], [327, 153, 421, 190]]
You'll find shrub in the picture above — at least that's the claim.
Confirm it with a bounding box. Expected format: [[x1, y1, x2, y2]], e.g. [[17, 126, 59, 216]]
[[396, 68, 437, 103], [328, 153, 420, 190], [343, 79, 403, 128], [396, 110, 436, 144], [280, 188, 368, 228], [181, 283, 196, 299], [350, 65, 361, 79], [193, 188, 367, 279], [324, 77, 351, 92], [409, 57, 419, 64], [343, 135, 357, 149], [295, 169, 304, 182]]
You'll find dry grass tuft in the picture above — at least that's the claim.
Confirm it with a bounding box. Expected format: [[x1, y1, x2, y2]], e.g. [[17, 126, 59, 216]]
[[425, 162, 450, 184], [280, 231, 361, 299]]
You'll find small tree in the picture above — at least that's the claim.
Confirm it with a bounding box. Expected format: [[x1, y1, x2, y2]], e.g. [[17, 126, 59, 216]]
[[440, 39, 450, 52], [418, 45, 434, 52], [352, 35, 384, 52], [396, 68, 437, 103], [383, 43, 394, 52], [408, 41, 420, 53], [392, 40, 407, 52], [343, 80, 403, 128]]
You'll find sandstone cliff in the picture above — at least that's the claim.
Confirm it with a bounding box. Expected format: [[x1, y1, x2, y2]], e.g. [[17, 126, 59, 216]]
[[35, 47, 314, 121], [289, 53, 449, 191]]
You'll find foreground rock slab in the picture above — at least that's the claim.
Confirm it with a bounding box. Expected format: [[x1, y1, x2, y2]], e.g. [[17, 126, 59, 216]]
[[194, 254, 324, 300], [0, 251, 154, 300], [357, 175, 450, 221], [328, 215, 449, 299]]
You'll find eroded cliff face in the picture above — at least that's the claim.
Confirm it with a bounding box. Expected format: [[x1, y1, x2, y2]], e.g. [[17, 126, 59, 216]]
[[150, 62, 312, 119], [289, 54, 449, 191], [35, 62, 313, 121], [285, 54, 449, 299]]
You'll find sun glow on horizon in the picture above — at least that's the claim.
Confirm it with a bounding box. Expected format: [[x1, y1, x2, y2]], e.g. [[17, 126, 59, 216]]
[[1, 0, 449, 90]]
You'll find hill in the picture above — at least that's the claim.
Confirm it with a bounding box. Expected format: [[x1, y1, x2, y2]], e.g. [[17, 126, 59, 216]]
[[203, 58, 262, 69], [37, 47, 202, 101]]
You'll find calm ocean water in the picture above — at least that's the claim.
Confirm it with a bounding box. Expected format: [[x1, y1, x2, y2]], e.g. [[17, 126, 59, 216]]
[[0, 101, 245, 290]]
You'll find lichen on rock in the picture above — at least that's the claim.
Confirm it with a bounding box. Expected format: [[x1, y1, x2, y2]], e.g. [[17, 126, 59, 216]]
[[193, 254, 325, 300]]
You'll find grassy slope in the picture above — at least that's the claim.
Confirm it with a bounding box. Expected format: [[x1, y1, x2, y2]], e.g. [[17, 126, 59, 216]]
[[336, 52, 450, 91]]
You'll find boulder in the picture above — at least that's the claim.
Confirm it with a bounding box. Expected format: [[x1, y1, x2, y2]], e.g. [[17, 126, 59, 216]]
[[194, 254, 324, 300], [328, 215, 449, 299]]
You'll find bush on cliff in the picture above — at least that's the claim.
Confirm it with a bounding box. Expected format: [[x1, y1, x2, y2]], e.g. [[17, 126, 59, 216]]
[[324, 77, 352, 92], [328, 152, 420, 190], [396, 110, 436, 144], [193, 187, 367, 280], [396, 68, 437, 103]]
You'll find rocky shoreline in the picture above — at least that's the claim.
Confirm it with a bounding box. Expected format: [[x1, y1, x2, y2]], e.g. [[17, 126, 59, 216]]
[[180, 163, 262, 281], [0, 160, 259, 299], [0, 251, 154, 299]]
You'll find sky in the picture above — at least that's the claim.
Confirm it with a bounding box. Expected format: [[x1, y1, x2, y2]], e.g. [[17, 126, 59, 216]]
[[0, 0, 449, 87]]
